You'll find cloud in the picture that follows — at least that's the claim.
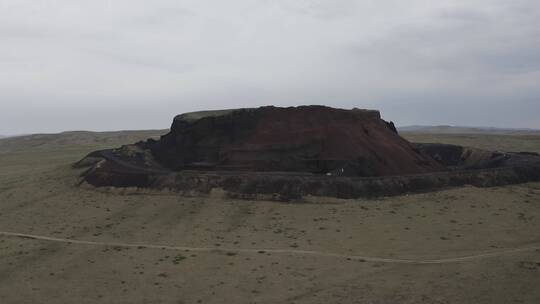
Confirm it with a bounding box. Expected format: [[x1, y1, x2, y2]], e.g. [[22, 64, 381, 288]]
[[1, 0, 539, 134]]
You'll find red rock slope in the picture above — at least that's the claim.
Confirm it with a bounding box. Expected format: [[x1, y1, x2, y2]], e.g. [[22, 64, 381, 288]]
[[149, 106, 443, 176]]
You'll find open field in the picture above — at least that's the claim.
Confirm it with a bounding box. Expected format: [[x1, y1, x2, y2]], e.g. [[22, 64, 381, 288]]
[[399, 125, 540, 135], [402, 132, 540, 154], [1, 131, 540, 303]]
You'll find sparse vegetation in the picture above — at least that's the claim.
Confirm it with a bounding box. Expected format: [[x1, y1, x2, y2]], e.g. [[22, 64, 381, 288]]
[[402, 132, 540, 153], [172, 254, 186, 264], [0, 130, 539, 303]]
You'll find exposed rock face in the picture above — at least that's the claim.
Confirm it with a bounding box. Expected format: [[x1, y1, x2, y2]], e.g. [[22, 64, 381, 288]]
[[149, 106, 443, 176], [75, 105, 540, 200]]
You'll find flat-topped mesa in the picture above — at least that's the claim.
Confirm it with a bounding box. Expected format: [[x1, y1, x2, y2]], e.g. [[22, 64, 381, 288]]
[[149, 105, 442, 176], [76, 105, 540, 199], [172, 107, 382, 124]]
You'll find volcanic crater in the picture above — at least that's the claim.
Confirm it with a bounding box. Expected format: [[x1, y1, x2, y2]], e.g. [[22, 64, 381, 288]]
[[76, 106, 540, 200]]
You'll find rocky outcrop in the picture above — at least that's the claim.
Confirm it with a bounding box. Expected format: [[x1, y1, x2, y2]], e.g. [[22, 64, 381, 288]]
[[148, 106, 443, 176], [75, 106, 540, 200]]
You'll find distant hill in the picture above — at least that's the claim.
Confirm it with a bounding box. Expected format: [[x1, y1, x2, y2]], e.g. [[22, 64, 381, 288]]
[[0, 130, 167, 154], [399, 125, 540, 135]]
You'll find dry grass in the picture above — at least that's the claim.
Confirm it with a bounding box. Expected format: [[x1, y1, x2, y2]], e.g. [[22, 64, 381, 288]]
[[402, 132, 540, 153], [0, 131, 539, 303]]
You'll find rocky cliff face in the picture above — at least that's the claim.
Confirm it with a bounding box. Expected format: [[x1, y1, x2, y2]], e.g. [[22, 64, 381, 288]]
[[75, 105, 540, 199], [148, 106, 443, 176]]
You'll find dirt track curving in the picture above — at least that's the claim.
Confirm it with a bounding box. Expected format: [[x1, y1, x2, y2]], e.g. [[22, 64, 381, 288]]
[[2, 231, 539, 265]]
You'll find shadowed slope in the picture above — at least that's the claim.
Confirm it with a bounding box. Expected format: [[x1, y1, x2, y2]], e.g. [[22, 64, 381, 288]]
[[151, 106, 442, 176], [76, 106, 540, 199]]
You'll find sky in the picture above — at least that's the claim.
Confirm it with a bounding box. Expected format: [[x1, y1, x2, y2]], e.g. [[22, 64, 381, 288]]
[[1, 0, 539, 134]]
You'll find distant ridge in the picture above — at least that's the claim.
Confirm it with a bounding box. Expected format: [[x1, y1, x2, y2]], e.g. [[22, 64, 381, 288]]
[[0, 130, 167, 154], [399, 125, 540, 135]]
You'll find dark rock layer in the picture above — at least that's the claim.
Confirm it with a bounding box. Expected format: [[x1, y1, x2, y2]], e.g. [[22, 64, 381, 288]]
[[76, 148, 540, 200], [149, 106, 443, 176], [75, 106, 540, 200]]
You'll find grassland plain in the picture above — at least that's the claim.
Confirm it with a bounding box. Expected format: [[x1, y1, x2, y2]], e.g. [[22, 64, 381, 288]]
[[0, 131, 539, 304], [402, 132, 540, 154]]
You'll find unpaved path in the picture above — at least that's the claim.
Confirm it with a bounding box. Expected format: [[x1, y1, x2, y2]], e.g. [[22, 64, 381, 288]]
[[1, 231, 539, 265]]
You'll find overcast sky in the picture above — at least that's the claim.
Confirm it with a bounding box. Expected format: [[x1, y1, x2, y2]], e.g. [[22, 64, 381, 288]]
[[1, 0, 539, 134]]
